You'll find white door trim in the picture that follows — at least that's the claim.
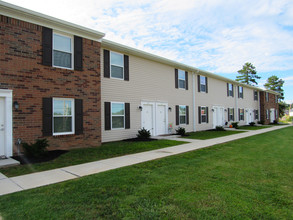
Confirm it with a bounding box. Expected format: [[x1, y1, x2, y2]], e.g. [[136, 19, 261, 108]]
[[212, 106, 224, 128], [0, 89, 13, 157], [141, 102, 155, 136], [155, 102, 168, 136]]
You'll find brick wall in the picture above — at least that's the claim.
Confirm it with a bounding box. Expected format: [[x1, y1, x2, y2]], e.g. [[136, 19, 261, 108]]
[[260, 91, 279, 124], [0, 15, 101, 153]]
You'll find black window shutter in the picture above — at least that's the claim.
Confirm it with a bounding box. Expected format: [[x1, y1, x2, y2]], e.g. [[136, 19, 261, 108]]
[[186, 106, 189, 124], [205, 77, 208, 93], [238, 86, 240, 98], [125, 103, 130, 129], [74, 36, 83, 71], [233, 109, 235, 121], [228, 108, 230, 121], [232, 85, 234, 97], [42, 27, 52, 66], [227, 83, 229, 96], [175, 69, 178, 89], [185, 71, 188, 90], [105, 102, 111, 130], [42, 98, 52, 136], [243, 109, 245, 120], [238, 109, 240, 121], [198, 75, 201, 92], [176, 105, 179, 125], [242, 89, 244, 99], [206, 107, 209, 123], [75, 99, 83, 135], [104, 50, 110, 78], [124, 55, 129, 81], [198, 106, 201, 124]]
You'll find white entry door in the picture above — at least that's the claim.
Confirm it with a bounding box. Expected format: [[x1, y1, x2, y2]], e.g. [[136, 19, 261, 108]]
[[213, 106, 224, 128], [142, 104, 154, 136], [0, 98, 5, 156], [156, 104, 167, 135], [246, 109, 253, 125], [270, 109, 275, 123]]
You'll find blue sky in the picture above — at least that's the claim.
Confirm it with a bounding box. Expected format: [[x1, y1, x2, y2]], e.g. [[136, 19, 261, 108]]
[[4, 0, 293, 103]]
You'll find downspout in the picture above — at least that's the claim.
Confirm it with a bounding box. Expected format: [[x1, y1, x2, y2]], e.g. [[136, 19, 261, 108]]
[[192, 72, 196, 131]]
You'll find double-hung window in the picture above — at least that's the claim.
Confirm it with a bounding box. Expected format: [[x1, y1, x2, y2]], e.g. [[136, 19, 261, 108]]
[[53, 98, 74, 135], [239, 109, 244, 120], [179, 105, 186, 124], [110, 52, 124, 79], [266, 109, 269, 119], [238, 86, 243, 98], [111, 102, 125, 129], [178, 70, 186, 89], [265, 92, 269, 102], [201, 107, 207, 123], [255, 110, 259, 120], [227, 83, 233, 97], [275, 95, 278, 103], [53, 33, 73, 69], [229, 108, 234, 121], [200, 76, 206, 92]]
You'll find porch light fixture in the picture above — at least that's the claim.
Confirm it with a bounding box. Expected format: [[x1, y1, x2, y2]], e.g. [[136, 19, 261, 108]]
[[211, 109, 215, 112], [138, 106, 143, 111], [13, 101, 19, 110], [224, 109, 227, 112], [245, 110, 248, 112], [168, 107, 172, 111]]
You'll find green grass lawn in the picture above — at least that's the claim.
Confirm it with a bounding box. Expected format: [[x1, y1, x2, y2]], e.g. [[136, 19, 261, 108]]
[[1, 127, 292, 219], [0, 140, 186, 177], [238, 125, 272, 130], [183, 130, 246, 139]]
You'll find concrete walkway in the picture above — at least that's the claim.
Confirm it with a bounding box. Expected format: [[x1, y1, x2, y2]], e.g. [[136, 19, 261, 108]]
[[0, 125, 290, 196]]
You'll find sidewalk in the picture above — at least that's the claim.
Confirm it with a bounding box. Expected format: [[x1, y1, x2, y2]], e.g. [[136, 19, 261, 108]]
[[0, 125, 290, 196]]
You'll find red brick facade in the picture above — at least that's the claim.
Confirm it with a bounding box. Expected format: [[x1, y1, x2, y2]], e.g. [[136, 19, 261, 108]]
[[0, 15, 101, 153], [260, 91, 279, 124]]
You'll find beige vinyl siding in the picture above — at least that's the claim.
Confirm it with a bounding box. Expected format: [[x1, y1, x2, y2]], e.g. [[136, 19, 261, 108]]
[[101, 48, 193, 142]]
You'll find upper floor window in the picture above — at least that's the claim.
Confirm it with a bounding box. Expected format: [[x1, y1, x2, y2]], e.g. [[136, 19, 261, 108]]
[[110, 52, 124, 79], [254, 90, 258, 101], [198, 75, 208, 93], [238, 86, 243, 98], [275, 95, 278, 103], [53, 33, 73, 69], [178, 70, 186, 89], [265, 92, 269, 102], [111, 102, 125, 129], [53, 98, 74, 135], [227, 83, 234, 97]]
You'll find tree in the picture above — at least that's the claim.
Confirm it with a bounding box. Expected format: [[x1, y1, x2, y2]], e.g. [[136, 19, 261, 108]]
[[236, 62, 261, 85], [279, 101, 288, 117], [264, 75, 284, 101]]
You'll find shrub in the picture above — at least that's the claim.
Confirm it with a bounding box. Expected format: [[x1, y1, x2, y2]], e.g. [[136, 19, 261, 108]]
[[231, 122, 239, 129], [215, 126, 225, 131], [273, 120, 278, 124], [258, 120, 264, 125], [176, 127, 186, 136], [22, 139, 49, 158], [249, 122, 256, 126], [137, 128, 151, 139]]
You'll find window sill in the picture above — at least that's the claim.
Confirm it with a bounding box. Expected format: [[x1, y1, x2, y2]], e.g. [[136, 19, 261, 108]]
[[53, 133, 75, 137]]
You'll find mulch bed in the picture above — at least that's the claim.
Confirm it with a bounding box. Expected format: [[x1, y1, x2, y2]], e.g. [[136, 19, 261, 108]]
[[12, 150, 68, 165]]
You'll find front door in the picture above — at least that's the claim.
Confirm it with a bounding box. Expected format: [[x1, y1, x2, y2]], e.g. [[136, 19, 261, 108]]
[[156, 104, 166, 135], [213, 106, 224, 128], [270, 109, 275, 123], [0, 98, 5, 156], [142, 104, 154, 136], [246, 109, 253, 125]]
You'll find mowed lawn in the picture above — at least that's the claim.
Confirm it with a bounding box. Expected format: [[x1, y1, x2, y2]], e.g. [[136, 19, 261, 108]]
[[184, 130, 246, 139], [0, 127, 292, 219]]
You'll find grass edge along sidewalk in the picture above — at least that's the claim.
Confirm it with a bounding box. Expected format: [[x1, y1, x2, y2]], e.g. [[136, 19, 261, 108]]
[[0, 126, 292, 219]]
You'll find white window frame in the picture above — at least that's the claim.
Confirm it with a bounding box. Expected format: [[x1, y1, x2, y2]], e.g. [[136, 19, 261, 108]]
[[239, 108, 244, 120], [201, 106, 207, 123], [178, 69, 186, 89], [52, 31, 74, 70], [111, 102, 125, 129], [200, 76, 206, 92], [110, 51, 124, 80], [239, 86, 243, 98], [229, 108, 234, 121], [179, 105, 186, 124], [53, 98, 75, 136], [228, 83, 233, 97]]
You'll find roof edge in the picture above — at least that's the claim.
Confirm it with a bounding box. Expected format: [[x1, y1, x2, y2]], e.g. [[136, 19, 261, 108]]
[[0, 1, 105, 41]]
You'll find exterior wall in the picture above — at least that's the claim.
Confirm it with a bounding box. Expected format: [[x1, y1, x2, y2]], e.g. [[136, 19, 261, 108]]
[[101, 48, 193, 142], [260, 92, 279, 124], [0, 15, 101, 153]]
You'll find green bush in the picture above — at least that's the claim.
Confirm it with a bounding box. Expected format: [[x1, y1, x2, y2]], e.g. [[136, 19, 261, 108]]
[[176, 127, 186, 136], [215, 126, 225, 131], [231, 122, 239, 129], [249, 122, 256, 126], [137, 128, 151, 139], [258, 120, 264, 125], [22, 139, 49, 158]]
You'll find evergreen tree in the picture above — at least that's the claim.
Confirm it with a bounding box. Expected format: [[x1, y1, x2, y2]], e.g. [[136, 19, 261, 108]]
[[236, 62, 261, 85], [264, 75, 284, 100]]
